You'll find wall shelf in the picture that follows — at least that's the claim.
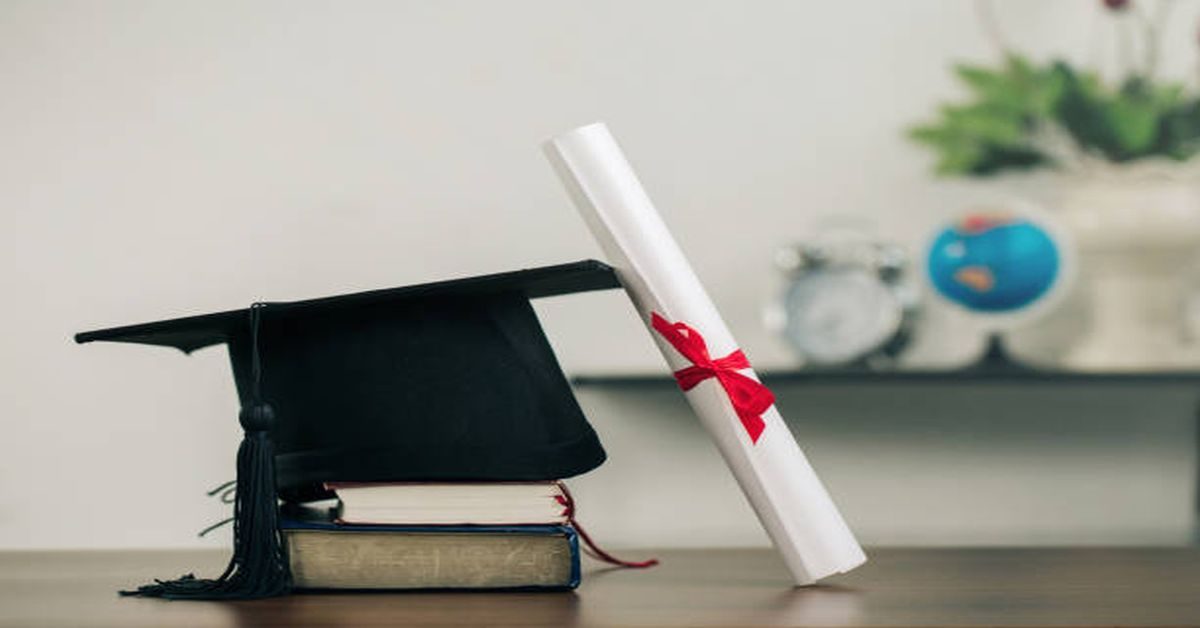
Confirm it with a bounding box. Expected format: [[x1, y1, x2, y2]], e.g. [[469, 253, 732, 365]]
[[572, 367, 1200, 388], [573, 337, 1200, 388]]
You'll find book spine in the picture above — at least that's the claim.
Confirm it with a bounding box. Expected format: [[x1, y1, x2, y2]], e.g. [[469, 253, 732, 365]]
[[563, 524, 581, 589]]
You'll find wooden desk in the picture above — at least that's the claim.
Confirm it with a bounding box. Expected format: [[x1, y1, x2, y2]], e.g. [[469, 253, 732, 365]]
[[2, 548, 1197, 627]]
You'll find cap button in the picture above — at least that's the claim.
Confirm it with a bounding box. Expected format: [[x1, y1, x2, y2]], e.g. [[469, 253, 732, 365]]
[[239, 402, 276, 432]]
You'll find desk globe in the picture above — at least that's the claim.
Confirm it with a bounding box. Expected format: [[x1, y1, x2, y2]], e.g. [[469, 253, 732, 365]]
[[927, 211, 1062, 315]]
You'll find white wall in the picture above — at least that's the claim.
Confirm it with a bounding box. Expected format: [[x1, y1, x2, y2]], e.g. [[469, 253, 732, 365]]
[[2, 0, 1198, 549]]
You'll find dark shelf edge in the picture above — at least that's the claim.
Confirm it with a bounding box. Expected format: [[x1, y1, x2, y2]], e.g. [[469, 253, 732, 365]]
[[571, 368, 1200, 388]]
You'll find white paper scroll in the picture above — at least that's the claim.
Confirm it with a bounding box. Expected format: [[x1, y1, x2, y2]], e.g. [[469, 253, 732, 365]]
[[544, 122, 866, 585]]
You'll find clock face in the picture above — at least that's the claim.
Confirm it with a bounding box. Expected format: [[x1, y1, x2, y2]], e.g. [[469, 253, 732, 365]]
[[782, 268, 903, 365]]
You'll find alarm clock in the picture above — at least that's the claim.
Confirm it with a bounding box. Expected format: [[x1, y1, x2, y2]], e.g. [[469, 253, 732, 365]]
[[770, 235, 918, 367]]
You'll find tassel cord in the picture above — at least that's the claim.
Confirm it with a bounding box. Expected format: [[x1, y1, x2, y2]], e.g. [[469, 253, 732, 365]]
[[555, 482, 658, 569], [121, 303, 291, 600]]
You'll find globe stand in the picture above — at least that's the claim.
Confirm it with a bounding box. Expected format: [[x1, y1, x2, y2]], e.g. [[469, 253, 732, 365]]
[[967, 333, 1030, 373]]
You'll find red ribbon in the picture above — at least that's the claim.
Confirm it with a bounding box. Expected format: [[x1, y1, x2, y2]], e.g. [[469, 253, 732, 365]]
[[651, 312, 775, 444], [555, 482, 658, 569]]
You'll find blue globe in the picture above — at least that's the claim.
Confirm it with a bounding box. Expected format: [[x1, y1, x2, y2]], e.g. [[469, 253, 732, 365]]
[[927, 212, 1061, 313]]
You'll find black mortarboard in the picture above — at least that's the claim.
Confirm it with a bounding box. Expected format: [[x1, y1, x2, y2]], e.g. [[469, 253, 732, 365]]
[[75, 260, 621, 599]]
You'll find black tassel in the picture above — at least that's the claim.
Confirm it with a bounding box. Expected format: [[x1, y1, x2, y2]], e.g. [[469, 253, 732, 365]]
[[122, 304, 292, 600]]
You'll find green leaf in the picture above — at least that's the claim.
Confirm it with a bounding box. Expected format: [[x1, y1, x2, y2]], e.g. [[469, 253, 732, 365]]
[[942, 104, 1026, 145], [1029, 65, 1066, 117], [1158, 100, 1200, 159], [1105, 98, 1160, 155], [954, 64, 1005, 94], [970, 145, 1048, 175], [1054, 63, 1123, 159], [935, 144, 986, 175]]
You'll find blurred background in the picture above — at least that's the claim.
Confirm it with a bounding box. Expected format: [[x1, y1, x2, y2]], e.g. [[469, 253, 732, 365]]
[[3, 0, 1200, 550]]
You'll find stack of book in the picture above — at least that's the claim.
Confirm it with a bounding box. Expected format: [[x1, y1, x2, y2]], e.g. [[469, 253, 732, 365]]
[[282, 482, 582, 590]]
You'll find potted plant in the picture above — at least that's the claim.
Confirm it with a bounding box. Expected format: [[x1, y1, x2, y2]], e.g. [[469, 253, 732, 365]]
[[909, 0, 1200, 370]]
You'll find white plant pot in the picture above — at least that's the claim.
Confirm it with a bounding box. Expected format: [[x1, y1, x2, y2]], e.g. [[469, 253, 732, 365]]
[[1043, 163, 1200, 370]]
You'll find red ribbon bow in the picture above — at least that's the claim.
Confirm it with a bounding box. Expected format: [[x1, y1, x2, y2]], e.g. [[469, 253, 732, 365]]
[[651, 312, 775, 444]]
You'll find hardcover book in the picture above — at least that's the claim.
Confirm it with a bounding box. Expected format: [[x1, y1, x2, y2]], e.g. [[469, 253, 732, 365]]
[[282, 517, 581, 591]]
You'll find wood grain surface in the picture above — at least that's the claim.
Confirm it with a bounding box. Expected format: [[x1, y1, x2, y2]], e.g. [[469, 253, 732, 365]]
[[1, 547, 1197, 627]]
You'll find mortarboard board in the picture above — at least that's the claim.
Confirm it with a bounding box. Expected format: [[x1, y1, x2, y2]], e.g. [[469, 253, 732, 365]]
[[75, 260, 621, 599]]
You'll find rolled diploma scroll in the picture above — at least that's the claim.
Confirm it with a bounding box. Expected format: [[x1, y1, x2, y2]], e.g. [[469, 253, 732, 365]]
[[544, 122, 866, 584]]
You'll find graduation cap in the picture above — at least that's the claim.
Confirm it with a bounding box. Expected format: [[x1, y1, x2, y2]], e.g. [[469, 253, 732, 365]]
[[75, 260, 621, 599]]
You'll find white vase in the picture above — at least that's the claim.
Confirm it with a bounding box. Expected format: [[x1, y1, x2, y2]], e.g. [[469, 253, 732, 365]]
[[1046, 161, 1200, 371]]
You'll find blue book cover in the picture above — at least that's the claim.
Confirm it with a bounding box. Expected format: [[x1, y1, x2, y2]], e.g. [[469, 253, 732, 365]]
[[280, 513, 581, 590]]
